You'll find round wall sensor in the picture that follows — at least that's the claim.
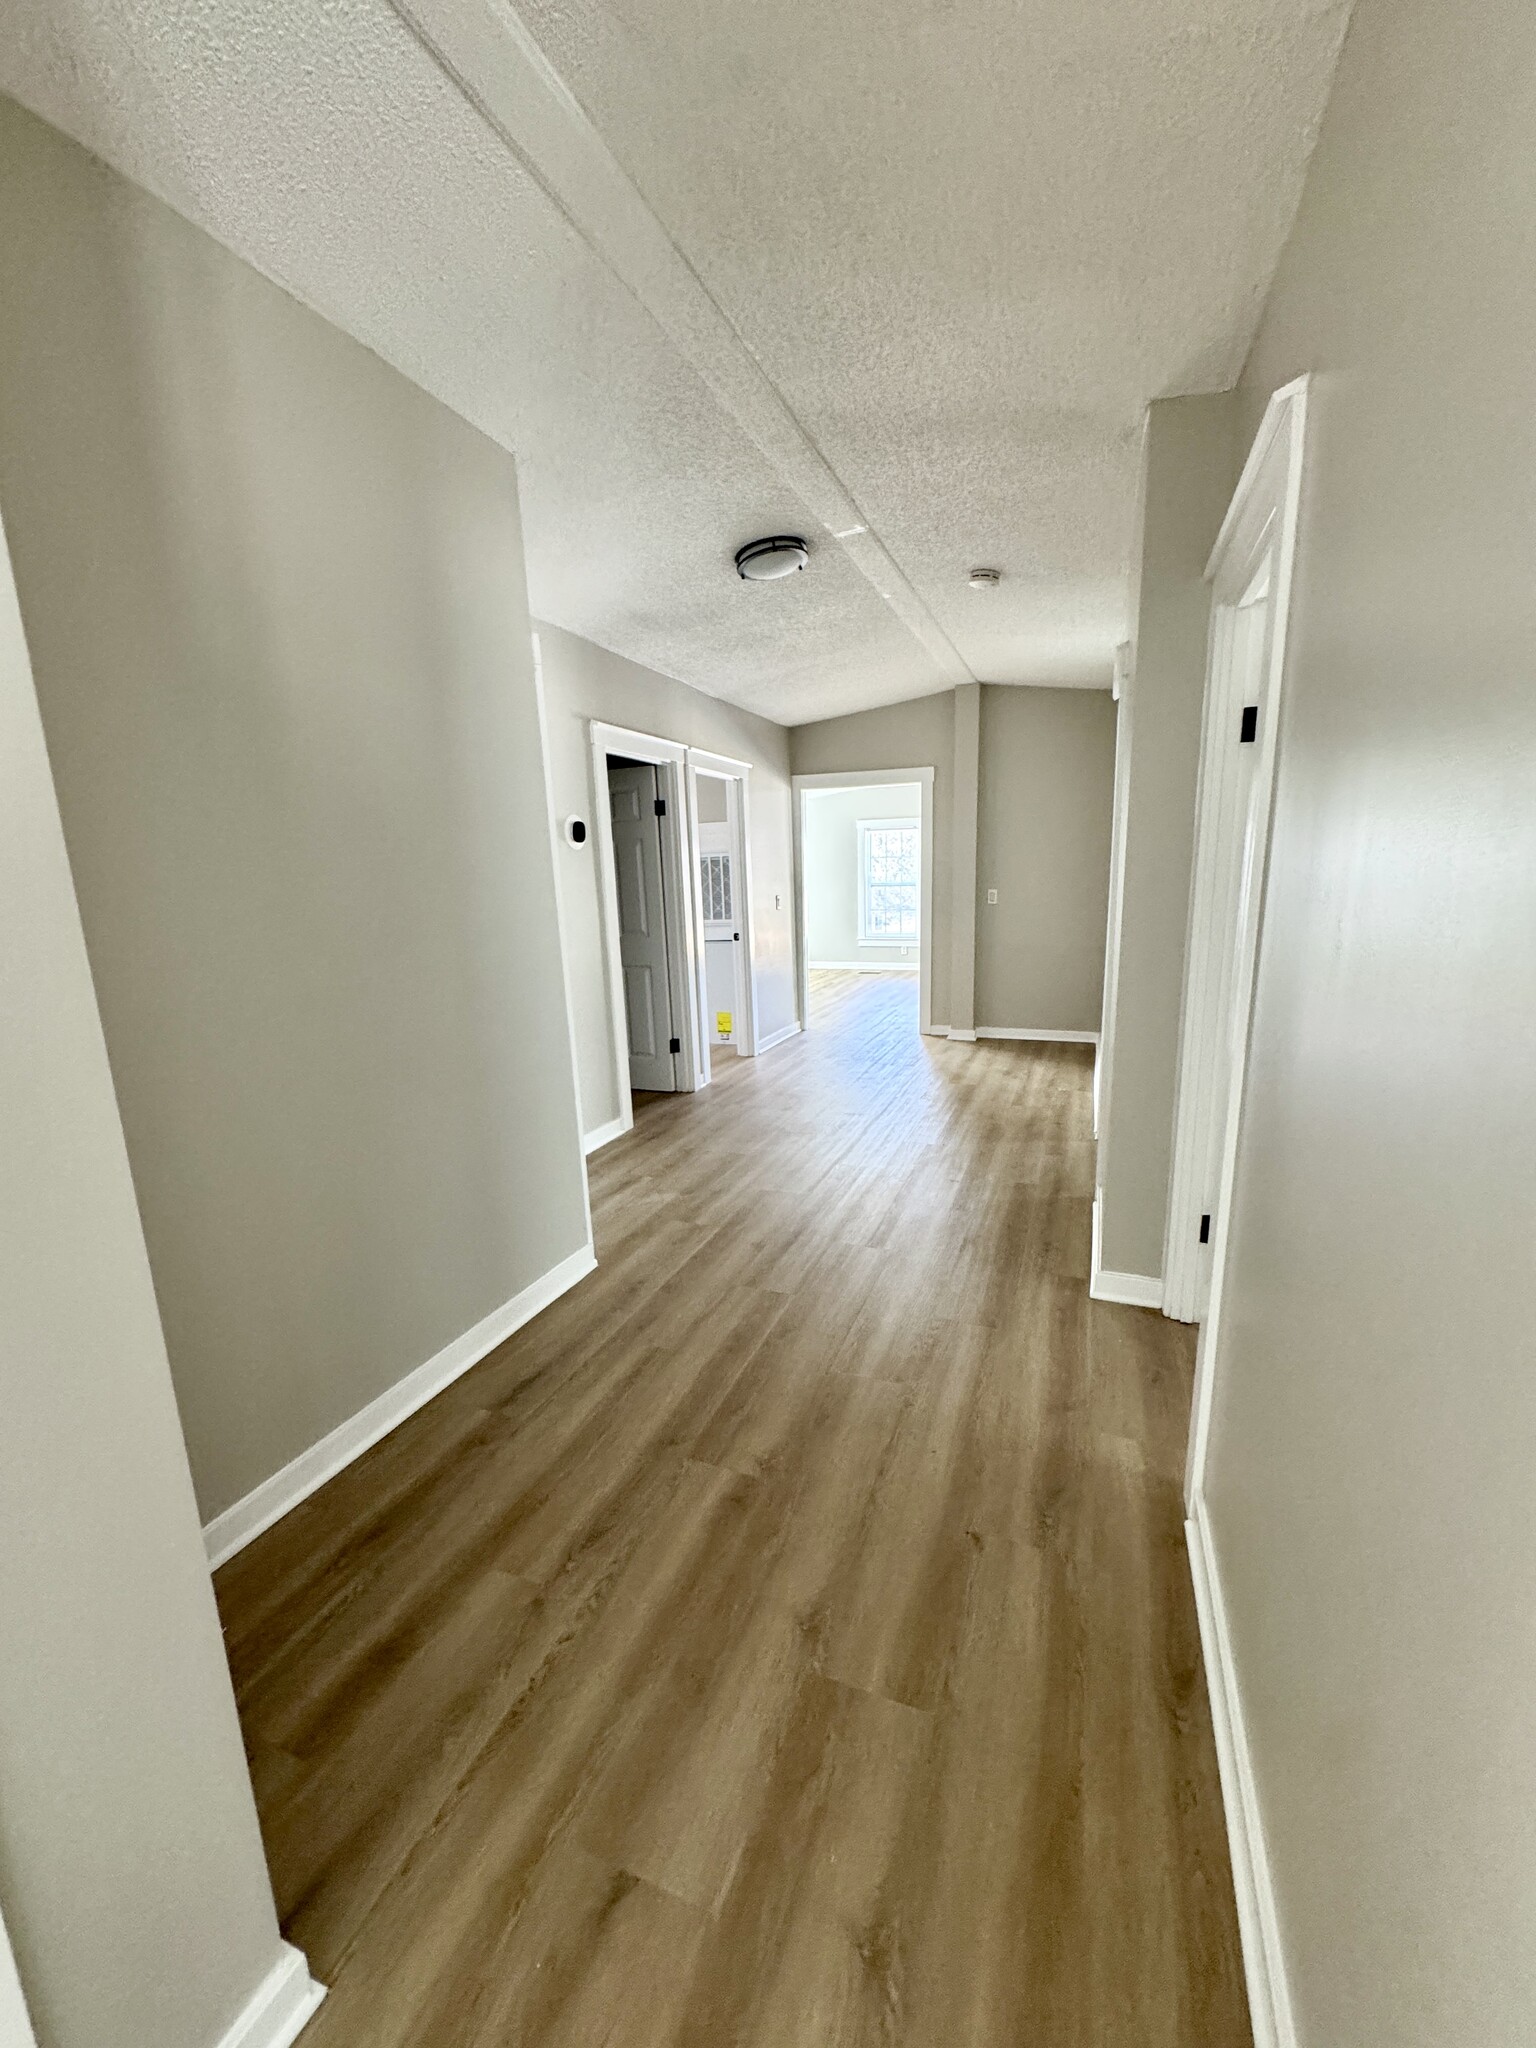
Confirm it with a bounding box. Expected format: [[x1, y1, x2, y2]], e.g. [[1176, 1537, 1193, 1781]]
[[734, 535, 809, 581], [563, 816, 588, 847], [968, 567, 1001, 590]]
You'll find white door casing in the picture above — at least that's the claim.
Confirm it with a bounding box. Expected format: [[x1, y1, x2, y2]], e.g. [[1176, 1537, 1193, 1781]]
[[608, 761, 678, 1093], [685, 748, 759, 1058], [1179, 374, 1311, 1503], [1164, 574, 1272, 1323], [589, 721, 703, 1145]]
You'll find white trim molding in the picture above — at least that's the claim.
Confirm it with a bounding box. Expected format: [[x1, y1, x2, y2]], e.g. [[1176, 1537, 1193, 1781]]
[[204, 1244, 596, 1568], [1183, 375, 1311, 1496], [589, 720, 704, 1139], [685, 746, 760, 1059], [1186, 1496, 1297, 2048], [755, 1020, 803, 1055], [216, 1945, 325, 2048], [1088, 1191, 1164, 1309], [975, 1025, 1099, 1044], [581, 1115, 628, 1157]]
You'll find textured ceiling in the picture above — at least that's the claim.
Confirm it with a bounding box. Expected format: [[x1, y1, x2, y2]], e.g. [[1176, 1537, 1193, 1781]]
[[0, 0, 1350, 724]]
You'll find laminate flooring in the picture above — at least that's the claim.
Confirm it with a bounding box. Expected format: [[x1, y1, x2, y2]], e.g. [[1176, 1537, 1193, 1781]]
[[215, 969, 1249, 2047]]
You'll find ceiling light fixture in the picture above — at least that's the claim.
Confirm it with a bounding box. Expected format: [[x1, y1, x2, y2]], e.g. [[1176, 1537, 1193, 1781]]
[[968, 567, 1001, 590], [735, 535, 809, 581]]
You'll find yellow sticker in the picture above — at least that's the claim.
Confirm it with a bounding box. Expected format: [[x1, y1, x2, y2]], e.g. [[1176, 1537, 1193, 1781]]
[[716, 1011, 733, 1039]]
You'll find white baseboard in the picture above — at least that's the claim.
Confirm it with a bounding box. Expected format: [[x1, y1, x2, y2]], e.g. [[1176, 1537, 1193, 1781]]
[[976, 1025, 1100, 1044], [756, 1020, 803, 1054], [946, 1027, 978, 1042], [203, 1243, 597, 1569], [1088, 1191, 1164, 1309], [1090, 1267, 1164, 1308], [582, 1115, 628, 1156], [807, 960, 918, 973], [218, 1945, 325, 2048], [1186, 1494, 1297, 2048]]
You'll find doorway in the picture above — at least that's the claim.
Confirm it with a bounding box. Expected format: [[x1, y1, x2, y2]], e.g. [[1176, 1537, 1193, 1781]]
[[607, 756, 683, 1094], [792, 768, 935, 1036], [691, 766, 754, 1067], [1169, 375, 1310, 1497], [590, 722, 703, 1144]]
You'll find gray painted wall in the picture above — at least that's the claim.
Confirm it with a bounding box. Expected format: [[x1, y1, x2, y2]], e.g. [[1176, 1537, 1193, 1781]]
[[0, 496, 286, 2048], [793, 686, 1112, 1036], [792, 691, 957, 1023], [802, 782, 922, 968], [1208, 2, 1536, 2042], [0, 96, 590, 1523], [975, 685, 1115, 1033], [536, 620, 796, 1137], [1097, 393, 1240, 1279]]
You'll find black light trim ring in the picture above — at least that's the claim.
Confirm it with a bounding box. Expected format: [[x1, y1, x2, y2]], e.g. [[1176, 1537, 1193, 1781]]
[[734, 534, 809, 579]]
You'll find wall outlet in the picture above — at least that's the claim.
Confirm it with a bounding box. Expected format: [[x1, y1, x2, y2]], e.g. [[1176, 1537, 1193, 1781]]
[[986, 888, 998, 905]]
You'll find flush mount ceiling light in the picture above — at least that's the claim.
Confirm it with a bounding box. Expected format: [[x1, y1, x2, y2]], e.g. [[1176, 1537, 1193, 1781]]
[[968, 567, 1001, 590], [734, 535, 809, 581]]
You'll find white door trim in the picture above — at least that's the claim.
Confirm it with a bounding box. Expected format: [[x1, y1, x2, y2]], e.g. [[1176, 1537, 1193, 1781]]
[[1095, 640, 1134, 1149], [685, 748, 760, 1059], [0, 1899, 37, 2048], [1181, 374, 1310, 1501], [589, 721, 703, 1141], [792, 768, 936, 1037]]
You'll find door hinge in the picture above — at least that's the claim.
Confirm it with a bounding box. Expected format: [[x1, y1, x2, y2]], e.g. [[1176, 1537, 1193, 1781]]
[[1239, 705, 1258, 743], [1199, 1213, 1211, 1245], [654, 797, 667, 816], [669, 1036, 681, 1054]]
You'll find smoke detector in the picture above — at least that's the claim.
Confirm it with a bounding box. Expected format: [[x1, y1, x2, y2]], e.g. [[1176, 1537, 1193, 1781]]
[[968, 567, 1001, 590], [735, 535, 809, 581]]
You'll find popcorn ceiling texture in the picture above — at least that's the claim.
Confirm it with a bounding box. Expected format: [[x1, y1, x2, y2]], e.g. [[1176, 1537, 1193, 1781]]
[[0, 0, 1350, 724]]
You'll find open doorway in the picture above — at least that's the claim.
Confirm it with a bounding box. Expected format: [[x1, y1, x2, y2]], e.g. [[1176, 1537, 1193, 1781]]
[[1167, 376, 1309, 1498], [590, 722, 703, 1141], [690, 762, 756, 1070], [792, 767, 935, 1036]]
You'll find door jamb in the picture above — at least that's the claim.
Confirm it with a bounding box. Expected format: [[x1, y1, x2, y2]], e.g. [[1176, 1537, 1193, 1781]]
[[791, 768, 935, 1036], [1182, 374, 1310, 1507], [685, 747, 760, 1059], [589, 720, 703, 1143], [1094, 640, 1135, 1149]]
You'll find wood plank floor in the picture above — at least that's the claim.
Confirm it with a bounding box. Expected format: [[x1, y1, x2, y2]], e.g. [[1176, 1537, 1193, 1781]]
[[215, 969, 1250, 2048]]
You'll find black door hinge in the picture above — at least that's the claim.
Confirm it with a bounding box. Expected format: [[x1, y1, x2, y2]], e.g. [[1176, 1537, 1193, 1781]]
[[1199, 1213, 1211, 1244], [669, 1036, 681, 1054], [655, 797, 667, 816], [1239, 705, 1258, 743]]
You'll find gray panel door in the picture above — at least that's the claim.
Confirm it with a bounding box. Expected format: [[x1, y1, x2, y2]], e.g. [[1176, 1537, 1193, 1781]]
[[609, 761, 678, 1092]]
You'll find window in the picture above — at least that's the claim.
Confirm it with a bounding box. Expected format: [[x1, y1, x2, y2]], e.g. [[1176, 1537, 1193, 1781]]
[[859, 821, 919, 944], [699, 851, 732, 925]]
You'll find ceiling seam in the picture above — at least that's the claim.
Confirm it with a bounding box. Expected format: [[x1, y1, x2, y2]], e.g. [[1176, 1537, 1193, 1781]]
[[387, 0, 974, 689]]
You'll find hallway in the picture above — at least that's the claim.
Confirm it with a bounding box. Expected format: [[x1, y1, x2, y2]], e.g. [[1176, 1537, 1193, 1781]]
[[215, 971, 1248, 2047]]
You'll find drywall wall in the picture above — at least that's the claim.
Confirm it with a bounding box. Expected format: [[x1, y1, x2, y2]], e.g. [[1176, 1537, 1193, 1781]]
[[975, 684, 1115, 1032], [0, 96, 589, 1524], [0, 498, 292, 2048], [1204, 1, 1536, 2043], [536, 621, 796, 1137], [802, 782, 922, 968], [1096, 393, 1240, 1279], [791, 690, 957, 1024]]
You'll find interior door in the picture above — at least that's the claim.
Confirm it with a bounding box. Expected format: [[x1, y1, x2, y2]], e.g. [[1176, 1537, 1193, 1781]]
[[608, 761, 678, 1092]]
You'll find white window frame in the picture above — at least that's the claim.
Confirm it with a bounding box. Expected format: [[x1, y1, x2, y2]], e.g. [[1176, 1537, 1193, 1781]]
[[856, 818, 921, 948]]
